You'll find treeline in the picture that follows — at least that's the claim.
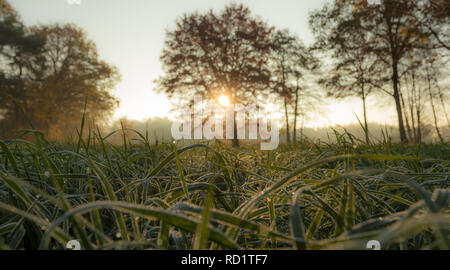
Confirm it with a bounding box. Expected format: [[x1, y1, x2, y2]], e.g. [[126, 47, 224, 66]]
[[1, 0, 449, 144], [311, 0, 450, 144], [156, 1, 450, 145], [0, 0, 119, 140]]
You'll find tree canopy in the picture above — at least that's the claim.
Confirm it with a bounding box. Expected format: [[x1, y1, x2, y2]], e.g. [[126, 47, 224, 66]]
[[156, 3, 275, 105], [0, 1, 120, 139]]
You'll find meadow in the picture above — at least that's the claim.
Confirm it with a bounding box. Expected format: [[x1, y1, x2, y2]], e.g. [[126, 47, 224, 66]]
[[0, 128, 449, 250]]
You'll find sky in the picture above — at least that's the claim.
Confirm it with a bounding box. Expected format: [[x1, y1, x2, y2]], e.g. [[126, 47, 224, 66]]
[[9, 0, 398, 128]]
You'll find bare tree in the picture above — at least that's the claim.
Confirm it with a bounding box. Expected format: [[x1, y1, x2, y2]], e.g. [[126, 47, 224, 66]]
[[413, 0, 450, 51], [310, 0, 437, 143], [271, 30, 319, 144], [311, 5, 386, 144]]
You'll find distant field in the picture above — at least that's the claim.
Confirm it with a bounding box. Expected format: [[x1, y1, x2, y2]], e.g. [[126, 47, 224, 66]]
[[0, 130, 449, 250]]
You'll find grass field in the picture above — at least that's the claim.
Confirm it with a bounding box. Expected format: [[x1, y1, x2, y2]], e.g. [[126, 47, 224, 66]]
[[0, 128, 449, 250]]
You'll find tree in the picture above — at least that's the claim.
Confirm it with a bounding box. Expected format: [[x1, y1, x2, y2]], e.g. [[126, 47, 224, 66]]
[[0, 12, 120, 139], [424, 55, 444, 143], [311, 0, 435, 143], [414, 0, 450, 51], [25, 24, 120, 139], [271, 29, 319, 144], [311, 5, 386, 144], [413, 49, 448, 142], [430, 58, 450, 132], [156, 3, 275, 147], [0, 0, 45, 134], [400, 58, 426, 143], [395, 46, 450, 143]]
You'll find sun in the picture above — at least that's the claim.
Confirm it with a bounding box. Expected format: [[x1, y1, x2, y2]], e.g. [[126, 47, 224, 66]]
[[218, 94, 231, 107]]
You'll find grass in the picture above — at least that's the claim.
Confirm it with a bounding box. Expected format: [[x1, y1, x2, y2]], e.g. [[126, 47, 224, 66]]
[[0, 127, 449, 250]]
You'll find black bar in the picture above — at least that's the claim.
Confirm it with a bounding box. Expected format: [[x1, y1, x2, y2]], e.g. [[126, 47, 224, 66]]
[[0, 250, 443, 269]]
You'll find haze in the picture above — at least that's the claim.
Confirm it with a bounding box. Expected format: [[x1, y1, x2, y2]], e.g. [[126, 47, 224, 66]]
[[9, 0, 397, 127]]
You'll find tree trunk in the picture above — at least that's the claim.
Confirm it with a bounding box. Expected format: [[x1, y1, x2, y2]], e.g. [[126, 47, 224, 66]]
[[410, 102, 417, 143], [293, 83, 299, 144], [434, 76, 450, 130], [410, 72, 418, 143], [284, 96, 291, 144], [400, 78, 413, 142], [426, 66, 444, 143], [392, 61, 408, 142], [232, 110, 239, 147], [416, 108, 422, 143]]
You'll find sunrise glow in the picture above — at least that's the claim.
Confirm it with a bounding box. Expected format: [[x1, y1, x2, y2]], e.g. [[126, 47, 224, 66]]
[[218, 95, 231, 107]]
